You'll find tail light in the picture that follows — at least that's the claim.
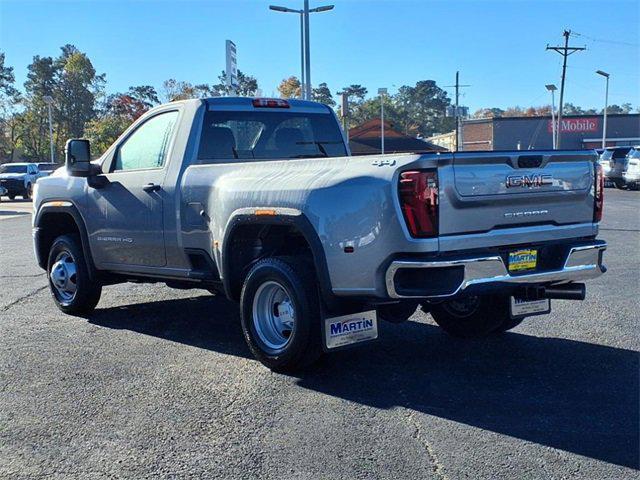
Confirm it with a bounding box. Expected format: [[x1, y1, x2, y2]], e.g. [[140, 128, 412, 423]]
[[252, 98, 290, 108], [398, 170, 438, 238], [594, 163, 604, 222]]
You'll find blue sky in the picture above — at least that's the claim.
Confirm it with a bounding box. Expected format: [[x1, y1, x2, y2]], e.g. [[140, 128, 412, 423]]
[[1, 0, 638, 111]]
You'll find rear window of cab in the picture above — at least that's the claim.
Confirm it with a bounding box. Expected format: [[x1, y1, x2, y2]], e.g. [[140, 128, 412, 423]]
[[197, 110, 347, 162]]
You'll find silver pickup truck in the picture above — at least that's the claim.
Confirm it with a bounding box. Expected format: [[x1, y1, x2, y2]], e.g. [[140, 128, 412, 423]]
[[33, 97, 607, 371]]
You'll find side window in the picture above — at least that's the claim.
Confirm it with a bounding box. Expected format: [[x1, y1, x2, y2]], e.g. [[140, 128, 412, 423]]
[[114, 111, 179, 171]]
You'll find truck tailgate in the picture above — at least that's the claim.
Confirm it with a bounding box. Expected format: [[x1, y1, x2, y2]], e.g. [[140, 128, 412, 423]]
[[439, 151, 596, 236]]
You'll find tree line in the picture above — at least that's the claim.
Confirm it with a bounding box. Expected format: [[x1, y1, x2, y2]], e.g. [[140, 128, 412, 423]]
[[473, 102, 637, 119], [1, 45, 636, 162]]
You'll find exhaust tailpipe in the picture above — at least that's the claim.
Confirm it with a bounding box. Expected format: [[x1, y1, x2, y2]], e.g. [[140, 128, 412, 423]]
[[542, 283, 586, 301]]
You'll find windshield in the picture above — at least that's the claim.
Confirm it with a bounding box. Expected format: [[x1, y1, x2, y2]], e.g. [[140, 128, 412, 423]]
[[37, 164, 58, 171], [197, 110, 347, 162], [0, 164, 27, 174], [628, 148, 640, 159], [613, 147, 631, 158]]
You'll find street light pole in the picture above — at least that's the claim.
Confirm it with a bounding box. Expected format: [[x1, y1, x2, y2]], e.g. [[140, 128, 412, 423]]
[[303, 0, 311, 101], [299, 12, 305, 96], [269, 3, 333, 101], [378, 88, 387, 154], [596, 70, 610, 149], [545, 84, 557, 149], [43, 95, 55, 163]]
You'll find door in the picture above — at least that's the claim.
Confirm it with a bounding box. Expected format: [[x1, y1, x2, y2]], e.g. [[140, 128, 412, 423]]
[[88, 110, 179, 268]]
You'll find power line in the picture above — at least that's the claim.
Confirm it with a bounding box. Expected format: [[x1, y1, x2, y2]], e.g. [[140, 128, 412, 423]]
[[546, 30, 586, 148], [570, 31, 638, 47]]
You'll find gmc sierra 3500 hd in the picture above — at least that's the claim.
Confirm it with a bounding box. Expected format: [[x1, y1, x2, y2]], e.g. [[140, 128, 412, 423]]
[[33, 97, 607, 371]]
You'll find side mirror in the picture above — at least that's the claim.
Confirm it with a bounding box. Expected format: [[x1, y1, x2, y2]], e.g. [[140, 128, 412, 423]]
[[65, 139, 91, 176]]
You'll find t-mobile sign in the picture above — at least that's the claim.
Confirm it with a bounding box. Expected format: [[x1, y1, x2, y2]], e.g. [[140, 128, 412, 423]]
[[548, 117, 599, 133]]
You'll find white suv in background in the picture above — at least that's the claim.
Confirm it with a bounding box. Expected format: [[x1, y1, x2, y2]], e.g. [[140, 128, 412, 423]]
[[622, 147, 640, 190], [0, 162, 40, 200]]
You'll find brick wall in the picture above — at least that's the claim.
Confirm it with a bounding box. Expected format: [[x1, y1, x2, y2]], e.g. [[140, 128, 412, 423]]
[[462, 121, 493, 151]]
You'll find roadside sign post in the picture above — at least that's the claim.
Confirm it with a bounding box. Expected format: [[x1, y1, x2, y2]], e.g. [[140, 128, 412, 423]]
[[225, 40, 238, 96]]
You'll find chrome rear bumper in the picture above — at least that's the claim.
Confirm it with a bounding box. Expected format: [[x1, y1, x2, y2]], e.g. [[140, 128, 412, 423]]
[[385, 242, 607, 299]]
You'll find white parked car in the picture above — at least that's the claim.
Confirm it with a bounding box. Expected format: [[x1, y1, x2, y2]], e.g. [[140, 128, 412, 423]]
[[0, 162, 40, 200]]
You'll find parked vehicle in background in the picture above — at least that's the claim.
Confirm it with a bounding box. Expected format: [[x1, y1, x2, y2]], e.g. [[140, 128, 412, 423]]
[[622, 146, 640, 190], [37, 163, 62, 178], [0, 162, 40, 199], [599, 146, 633, 189], [33, 97, 607, 371]]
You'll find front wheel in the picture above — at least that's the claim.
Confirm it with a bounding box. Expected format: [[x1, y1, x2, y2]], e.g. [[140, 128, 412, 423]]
[[427, 294, 518, 338], [613, 179, 627, 190], [240, 257, 322, 372], [23, 183, 32, 200], [47, 234, 102, 315]]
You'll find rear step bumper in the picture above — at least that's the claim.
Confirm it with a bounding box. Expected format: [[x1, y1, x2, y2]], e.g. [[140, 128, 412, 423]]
[[385, 242, 606, 299]]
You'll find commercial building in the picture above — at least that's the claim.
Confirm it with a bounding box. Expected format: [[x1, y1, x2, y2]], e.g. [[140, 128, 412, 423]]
[[461, 113, 640, 151]]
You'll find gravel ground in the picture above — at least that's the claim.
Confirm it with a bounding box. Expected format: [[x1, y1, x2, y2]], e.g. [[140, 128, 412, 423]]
[[0, 189, 638, 479]]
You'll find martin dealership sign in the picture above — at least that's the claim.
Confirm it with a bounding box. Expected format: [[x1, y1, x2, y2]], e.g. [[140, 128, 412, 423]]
[[548, 117, 599, 133]]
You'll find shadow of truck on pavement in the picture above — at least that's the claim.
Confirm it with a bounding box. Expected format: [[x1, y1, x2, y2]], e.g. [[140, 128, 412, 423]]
[[89, 295, 639, 469]]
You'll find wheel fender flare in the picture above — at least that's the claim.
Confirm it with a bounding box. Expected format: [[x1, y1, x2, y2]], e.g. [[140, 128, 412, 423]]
[[220, 210, 332, 303], [34, 201, 98, 279]]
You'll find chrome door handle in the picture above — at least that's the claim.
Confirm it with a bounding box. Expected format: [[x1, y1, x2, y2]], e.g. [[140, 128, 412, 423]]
[[142, 183, 161, 192]]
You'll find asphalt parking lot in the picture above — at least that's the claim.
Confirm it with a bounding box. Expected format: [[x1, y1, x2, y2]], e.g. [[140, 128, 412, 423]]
[[0, 190, 638, 479]]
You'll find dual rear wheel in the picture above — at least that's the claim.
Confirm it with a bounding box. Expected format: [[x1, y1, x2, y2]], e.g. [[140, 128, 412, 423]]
[[427, 294, 524, 338], [240, 257, 323, 372]]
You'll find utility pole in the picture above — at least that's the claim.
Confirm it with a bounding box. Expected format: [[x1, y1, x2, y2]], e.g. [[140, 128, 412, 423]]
[[43, 95, 55, 162], [340, 93, 349, 141], [444, 71, 470, 151], [546, 30, 585, 148]]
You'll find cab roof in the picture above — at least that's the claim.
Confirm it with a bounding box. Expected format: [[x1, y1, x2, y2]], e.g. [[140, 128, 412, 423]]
[[204, 96, 332, 113]]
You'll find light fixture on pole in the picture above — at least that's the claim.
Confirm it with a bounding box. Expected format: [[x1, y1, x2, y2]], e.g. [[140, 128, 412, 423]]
[[545, 84, 558, 149], [596, 70, 610, 149], [269, 2, 334, 100], [42, 95, 55, 163]]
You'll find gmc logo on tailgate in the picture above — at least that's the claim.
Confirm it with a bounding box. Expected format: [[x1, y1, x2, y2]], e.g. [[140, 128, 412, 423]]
[[506, 174, 553, 188]]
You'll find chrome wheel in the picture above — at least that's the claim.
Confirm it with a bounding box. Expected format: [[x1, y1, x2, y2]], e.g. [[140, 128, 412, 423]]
[[50, 251, 78, 303], [252, 280, 295, 353]]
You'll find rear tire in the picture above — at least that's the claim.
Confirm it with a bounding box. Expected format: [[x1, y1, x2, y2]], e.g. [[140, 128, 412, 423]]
[[377, 301, 418, 324], [8, 194, 15, 200], [240, 257, 323, 372], [47, 234, 101, 316], [428, 294, 515, 338]]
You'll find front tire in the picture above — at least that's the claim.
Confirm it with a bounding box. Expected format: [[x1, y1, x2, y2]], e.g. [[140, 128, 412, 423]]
[[47, 234, 101, 315], [613, 179, 627, 190], [428, 294, 516, 338], [23, 183, 32, 200], [240, 257, 322, 372]]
